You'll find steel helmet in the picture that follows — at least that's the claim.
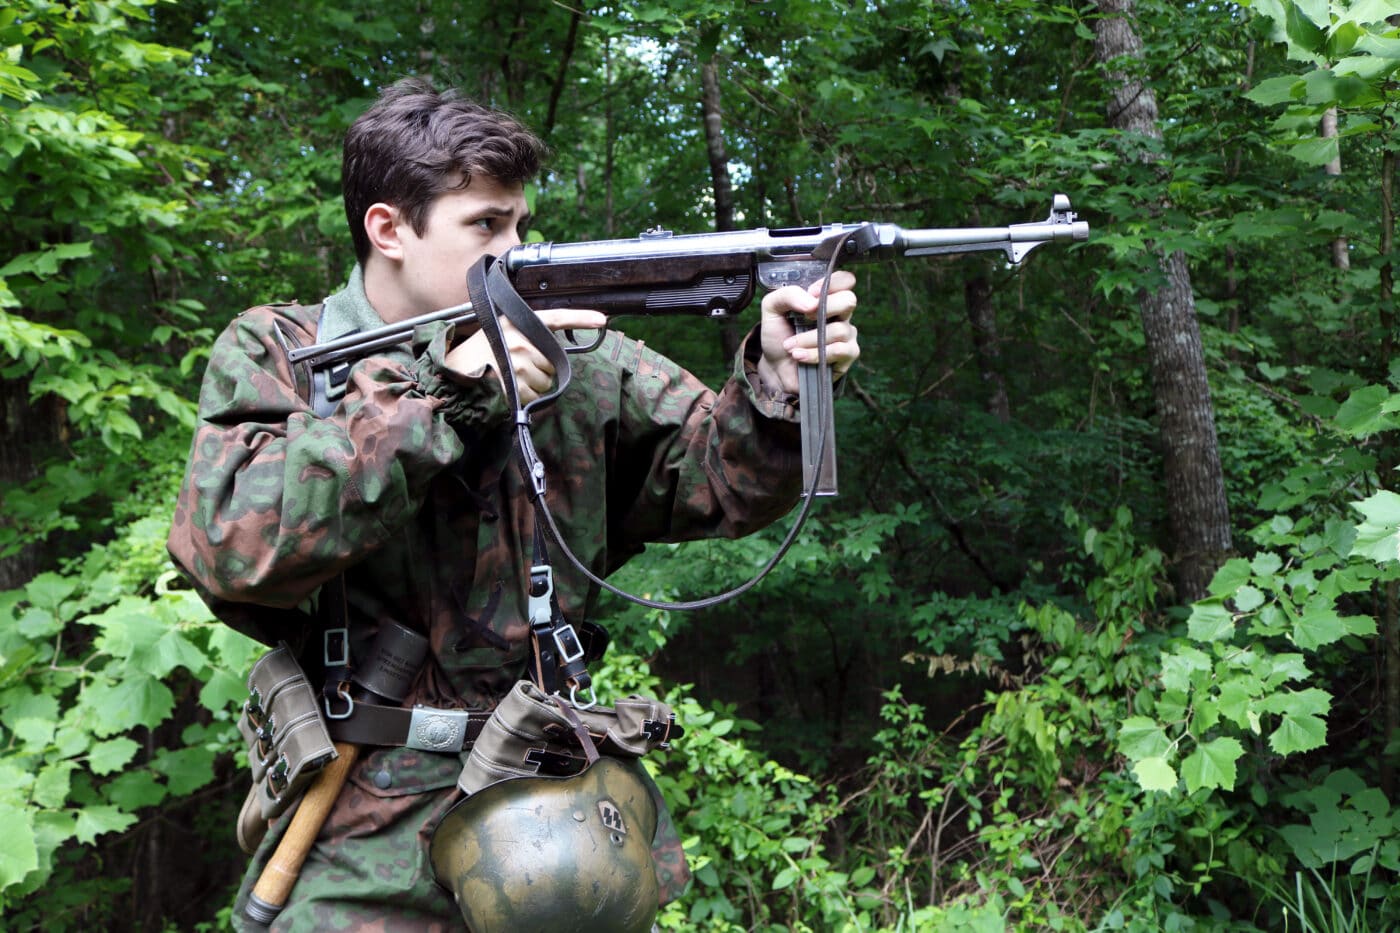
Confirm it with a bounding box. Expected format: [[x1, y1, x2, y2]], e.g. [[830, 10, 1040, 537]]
[[429, 757, 660, 932]]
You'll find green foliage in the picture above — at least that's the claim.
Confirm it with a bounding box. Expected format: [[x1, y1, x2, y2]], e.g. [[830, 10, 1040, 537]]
[[1, 0, 211, 452], [600, 655, 1010, 933], [1120, 522, 1373, 794], [1277, 769, 1400, 875], [3, 0, 1400, 928], [1242, 0, 1400, 167], [1245, 768, 1400, 933], [1112, 324, 1400, 928], [1116, 394, 1395, 798], [0, 467, 260, 915]]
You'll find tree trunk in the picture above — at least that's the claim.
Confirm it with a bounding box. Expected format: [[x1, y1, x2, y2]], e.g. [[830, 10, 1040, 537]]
[[700, 59, 735, 232], [0, 382, 64, 590], [542, 9, 582, 138], [964, 270, 1010, 423], [1322, 108, 1350, 270], [700, 54, 742, 361], [1093, 0, 1232, 603]]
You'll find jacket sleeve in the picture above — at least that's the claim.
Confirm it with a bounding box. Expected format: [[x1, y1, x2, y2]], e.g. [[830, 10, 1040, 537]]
[[166, 306, 502, 608], [598, 326, 807, 563]]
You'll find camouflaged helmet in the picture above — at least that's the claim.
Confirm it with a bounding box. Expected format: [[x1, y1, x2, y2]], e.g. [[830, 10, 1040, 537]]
[[429, 758, 660, 932]]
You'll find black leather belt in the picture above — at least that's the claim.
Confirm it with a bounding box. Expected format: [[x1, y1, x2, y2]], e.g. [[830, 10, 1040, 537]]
[[327, 702, 492, 754]]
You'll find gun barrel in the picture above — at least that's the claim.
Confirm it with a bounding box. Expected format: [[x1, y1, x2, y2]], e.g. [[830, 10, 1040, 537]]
[[897, 195, 1089, 263], [286, 302, 476, 366]]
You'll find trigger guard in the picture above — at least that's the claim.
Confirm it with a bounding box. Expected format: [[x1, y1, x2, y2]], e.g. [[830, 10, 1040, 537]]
[[562, 326, 608, 353]]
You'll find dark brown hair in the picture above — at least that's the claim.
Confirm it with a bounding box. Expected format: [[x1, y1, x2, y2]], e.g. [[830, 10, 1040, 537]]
[[342, 77, 547, 263]]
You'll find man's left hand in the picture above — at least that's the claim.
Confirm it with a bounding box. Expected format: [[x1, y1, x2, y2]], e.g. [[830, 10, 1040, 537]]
[[757, 271, 860, 397]]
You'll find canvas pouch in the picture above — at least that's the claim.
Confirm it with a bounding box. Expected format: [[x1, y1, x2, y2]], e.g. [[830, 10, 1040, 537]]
[[456, 680, 681, 796], [235, 643, 338, 852]]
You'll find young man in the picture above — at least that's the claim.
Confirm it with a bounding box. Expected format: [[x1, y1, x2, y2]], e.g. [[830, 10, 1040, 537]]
[[168, 77, 859, 930]]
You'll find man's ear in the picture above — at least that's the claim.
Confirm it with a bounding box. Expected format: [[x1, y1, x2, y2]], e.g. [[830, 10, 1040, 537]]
[[363, 203, 404, 261]]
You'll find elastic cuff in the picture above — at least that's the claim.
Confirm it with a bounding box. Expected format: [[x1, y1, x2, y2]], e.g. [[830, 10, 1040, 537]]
[[411, 322, 509, 430], [739, 327, 801, 422]]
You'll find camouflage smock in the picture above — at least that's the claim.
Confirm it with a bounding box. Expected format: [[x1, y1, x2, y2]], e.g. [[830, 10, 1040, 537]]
[[167, 271, 805, 928]]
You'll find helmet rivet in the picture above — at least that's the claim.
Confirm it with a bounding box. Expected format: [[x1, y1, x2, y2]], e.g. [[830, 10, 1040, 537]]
[[572, 810, 586, 822]]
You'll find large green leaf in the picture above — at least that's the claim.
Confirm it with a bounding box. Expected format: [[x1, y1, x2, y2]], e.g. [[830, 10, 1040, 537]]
[[1181, 737, 1244, 794], [150, 746, 216, 796], [1132, 756, 1178, 793], [31, 761, 76, 809], [80, 675, 174, 738], [1292, 597, 1349, 650], [1353, 491, 1400, 563], [1187, 599, 1236, 642], [1284, 0, 1329, 58], [1244, 74, 1303, 105], [1286, 136, 1342, 165], [73, 805, 136, 846], [1118, 716, 1172, 760], [0, 803, 38, 890], [88, 737, 140, 776], [1346, 0, 1400, 27], [1269, 711, 1328, 754]]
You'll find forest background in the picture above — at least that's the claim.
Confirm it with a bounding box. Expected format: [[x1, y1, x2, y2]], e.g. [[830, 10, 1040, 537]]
[[3, 0, 1400, 930]]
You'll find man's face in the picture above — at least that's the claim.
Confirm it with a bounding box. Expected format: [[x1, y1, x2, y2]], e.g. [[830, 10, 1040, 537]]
[[389, 174, 530, 322]]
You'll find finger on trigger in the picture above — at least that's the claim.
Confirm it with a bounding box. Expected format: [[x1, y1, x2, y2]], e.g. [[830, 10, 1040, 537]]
[[762, 284, 817, 316]]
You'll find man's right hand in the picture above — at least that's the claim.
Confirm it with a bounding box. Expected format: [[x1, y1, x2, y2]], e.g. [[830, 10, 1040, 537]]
[[445, 308, 607, 404]]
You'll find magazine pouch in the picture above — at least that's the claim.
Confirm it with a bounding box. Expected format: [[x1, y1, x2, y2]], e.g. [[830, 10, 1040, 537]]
[[236, 643, 338, 825]]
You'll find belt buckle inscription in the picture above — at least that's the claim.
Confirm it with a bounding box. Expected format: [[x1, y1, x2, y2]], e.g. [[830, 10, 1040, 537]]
[[406, 706, 470, 752]]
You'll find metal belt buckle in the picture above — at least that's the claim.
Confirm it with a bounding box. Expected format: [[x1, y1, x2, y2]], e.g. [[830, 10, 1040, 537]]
[[528, 565, 554, 630], [323, 627, 350, 668], [568, 682, 599, 711], [406, 706, 471, 753], [552, 624, 585, 665]]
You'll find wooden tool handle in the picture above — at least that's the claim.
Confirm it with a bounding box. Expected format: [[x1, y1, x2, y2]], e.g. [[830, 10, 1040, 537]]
[[245, 742, 359, 925]]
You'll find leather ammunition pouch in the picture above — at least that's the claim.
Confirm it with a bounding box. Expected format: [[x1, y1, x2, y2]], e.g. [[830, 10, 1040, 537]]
[[235, 643, 337, 853]]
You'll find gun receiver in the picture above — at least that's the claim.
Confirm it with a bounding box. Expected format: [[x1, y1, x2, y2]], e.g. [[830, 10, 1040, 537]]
[[287, 195, 1089, 495]]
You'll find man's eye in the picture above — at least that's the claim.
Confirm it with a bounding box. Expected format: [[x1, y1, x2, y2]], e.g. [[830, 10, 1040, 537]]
[[472, 218, 493, 231]]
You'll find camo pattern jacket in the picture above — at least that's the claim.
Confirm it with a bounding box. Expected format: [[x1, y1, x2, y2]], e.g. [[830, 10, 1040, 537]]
[[167, 288, 805, 913]]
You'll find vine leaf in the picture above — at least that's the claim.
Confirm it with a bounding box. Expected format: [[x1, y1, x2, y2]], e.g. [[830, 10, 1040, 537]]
[[1181, 737, 1243, 794]]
